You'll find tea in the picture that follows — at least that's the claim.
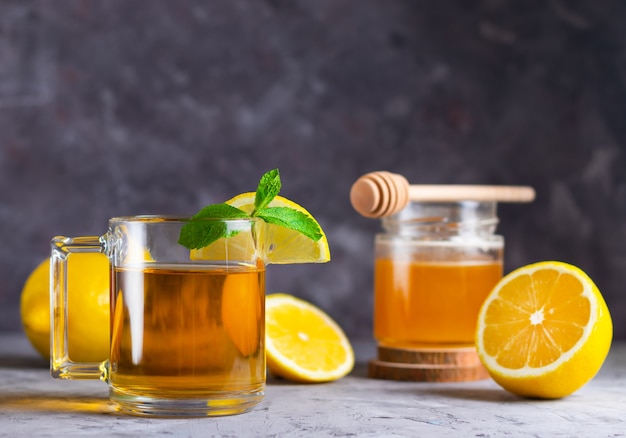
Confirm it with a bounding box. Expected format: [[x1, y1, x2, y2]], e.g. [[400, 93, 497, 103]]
[[374, 259, 502, 348], [109, 263, 265, 411]]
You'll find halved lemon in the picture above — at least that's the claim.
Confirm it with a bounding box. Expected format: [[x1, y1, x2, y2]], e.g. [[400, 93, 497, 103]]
[[475, 261, 613, 399], [191, 193, 330, 264], [265, 293, 354, 383]]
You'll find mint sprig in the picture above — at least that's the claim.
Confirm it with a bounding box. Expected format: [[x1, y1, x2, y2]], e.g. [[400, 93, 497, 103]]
[[253, 168, 282, 214], [178, 169, 322, 250]]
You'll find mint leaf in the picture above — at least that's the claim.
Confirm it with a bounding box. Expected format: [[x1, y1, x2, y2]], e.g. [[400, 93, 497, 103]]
[[256, 207, 322, 241], [254, 169, 281, 214], [191, 203, 250, 221], [178, 221, 229, 250], [178, 204, 250, 249]]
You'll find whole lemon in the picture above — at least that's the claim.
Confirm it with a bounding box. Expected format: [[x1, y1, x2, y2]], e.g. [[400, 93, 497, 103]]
[[20, 254, 110, 362]]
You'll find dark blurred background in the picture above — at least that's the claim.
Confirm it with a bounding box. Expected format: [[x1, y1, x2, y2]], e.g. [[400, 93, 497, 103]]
[[1, 0, 625, 340]]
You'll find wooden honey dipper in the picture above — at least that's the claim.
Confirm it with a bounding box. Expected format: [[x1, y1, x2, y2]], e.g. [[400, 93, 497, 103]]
[[350, 171, 536, 218]]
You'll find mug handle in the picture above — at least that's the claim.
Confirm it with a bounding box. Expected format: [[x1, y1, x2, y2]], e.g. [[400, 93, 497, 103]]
[[50, 235, 108, 381]]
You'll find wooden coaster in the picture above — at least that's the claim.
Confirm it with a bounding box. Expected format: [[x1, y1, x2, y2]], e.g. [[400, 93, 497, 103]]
[[368, 345, 490, 382]]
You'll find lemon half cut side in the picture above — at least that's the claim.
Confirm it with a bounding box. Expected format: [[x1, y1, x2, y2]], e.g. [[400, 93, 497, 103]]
[[475, 261, 613, 399], [265, 293, 354, 383]]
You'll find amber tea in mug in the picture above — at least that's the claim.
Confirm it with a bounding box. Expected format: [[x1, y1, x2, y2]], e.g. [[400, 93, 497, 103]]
[[51, 216, 265, 417]]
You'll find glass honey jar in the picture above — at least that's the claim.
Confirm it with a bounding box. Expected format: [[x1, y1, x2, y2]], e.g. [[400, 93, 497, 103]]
[[350, 172, 535, 382], [373, 200, 503, 349]]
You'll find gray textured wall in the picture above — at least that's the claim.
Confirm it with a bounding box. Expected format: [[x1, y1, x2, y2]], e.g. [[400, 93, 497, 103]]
[[1, 1, 625, 340]]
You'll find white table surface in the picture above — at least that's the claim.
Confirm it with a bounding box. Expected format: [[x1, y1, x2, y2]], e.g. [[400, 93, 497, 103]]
[[0, 332, 624, 437]]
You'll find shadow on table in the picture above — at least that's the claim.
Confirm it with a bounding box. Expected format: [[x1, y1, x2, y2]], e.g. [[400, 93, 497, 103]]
[[418, 386, 533, 403], [343, 362, 537, 403], [0, 393, 116, 415], [0, 354, 48, 369]]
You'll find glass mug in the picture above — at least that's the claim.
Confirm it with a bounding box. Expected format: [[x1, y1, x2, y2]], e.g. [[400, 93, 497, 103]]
[[51, 216, 265, 417]]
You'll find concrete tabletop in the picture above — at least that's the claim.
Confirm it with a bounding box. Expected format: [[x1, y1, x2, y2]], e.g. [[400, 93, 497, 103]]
[[0, 332, 624, 437]]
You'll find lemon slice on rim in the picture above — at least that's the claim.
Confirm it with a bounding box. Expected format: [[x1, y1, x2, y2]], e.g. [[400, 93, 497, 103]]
[[190, 192, 330, 264], [475, 261, 613, 399], [265, 293, 354, 382]]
